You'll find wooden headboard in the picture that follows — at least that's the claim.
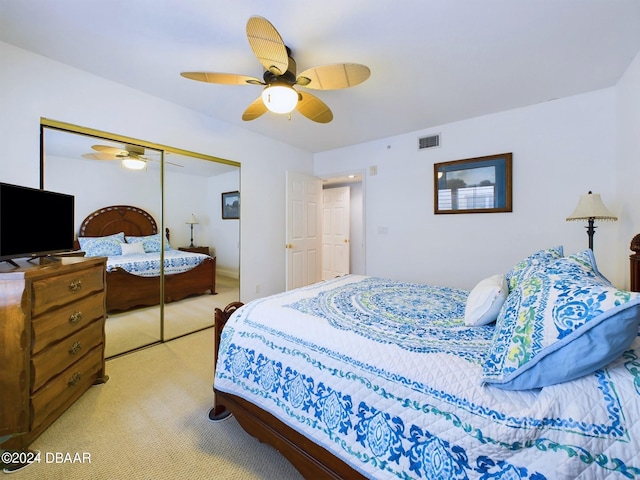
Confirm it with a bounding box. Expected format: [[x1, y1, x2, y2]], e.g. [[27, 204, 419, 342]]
[[631, 233, 640, 292], [78, 205, 169, 247]]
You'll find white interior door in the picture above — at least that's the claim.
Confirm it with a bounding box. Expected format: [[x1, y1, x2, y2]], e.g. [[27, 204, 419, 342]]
[[322, 186, 351, 280], [286, 171, 322, 290]]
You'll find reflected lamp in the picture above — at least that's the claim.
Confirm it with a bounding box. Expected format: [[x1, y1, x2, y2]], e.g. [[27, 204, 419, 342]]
[[186, 214, 199, 247]]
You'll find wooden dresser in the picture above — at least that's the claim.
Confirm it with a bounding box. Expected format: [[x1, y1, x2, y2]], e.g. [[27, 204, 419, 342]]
[[0, 256, 108, 450]]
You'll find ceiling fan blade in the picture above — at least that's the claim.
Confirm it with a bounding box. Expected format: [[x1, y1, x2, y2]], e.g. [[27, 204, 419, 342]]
[[296, 91, 333, 123], [242, 96, 268, 121], [82, 152, 118, 161], [246, 16, 289, 77], [180, 72, 263, 86], [296, 63, 370, 90], [91, 145, 128, 156]]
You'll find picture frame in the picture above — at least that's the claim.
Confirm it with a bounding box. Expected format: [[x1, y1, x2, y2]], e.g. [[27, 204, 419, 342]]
[[221, 191, 240, 219], [434, 153, 512, 214]]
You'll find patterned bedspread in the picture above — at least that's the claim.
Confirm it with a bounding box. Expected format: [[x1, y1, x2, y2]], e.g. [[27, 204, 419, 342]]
[[214, 275, 640, 479], [106, 249, 208, 277]]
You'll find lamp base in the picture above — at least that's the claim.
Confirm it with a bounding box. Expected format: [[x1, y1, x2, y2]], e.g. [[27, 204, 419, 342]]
[[586, 218, 596, 250]]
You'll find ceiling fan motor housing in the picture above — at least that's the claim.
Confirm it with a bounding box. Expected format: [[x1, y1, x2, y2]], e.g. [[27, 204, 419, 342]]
[[263, 50, 297, 86]]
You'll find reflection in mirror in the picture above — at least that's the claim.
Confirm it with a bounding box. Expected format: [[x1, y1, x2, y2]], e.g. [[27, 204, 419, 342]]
[[41, 123, 240, 357], [42, 128, 163, 357], [162, 152, 240, 341]]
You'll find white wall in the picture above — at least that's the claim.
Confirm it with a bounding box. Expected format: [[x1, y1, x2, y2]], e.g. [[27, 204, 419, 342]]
[[45, 154, 162, 231], [616, 51, 640, 286], [349, 182, 365, 275], [315, 88, 634, 289], [208, 170, 240, 278], [163, 169, 216, 249], [0, 41, 313, 301]]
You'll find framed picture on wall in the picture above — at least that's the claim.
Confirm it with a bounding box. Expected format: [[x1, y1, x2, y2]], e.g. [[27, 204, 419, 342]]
[[222, 191, 240, 219], [434, 153, 512, 214]]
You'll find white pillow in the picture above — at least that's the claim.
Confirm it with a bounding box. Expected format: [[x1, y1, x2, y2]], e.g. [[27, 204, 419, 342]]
[[120, 242, 146, 256], [464, 274, 508, 326]]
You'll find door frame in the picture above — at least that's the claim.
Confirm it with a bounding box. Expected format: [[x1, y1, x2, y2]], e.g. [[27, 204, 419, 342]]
[[319, 169, 366, 276]]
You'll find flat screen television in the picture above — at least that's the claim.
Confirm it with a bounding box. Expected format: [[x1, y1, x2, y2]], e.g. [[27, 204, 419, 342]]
[[0, 182, 75, 264]]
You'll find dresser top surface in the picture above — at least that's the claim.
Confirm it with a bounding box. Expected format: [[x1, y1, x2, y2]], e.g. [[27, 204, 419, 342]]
[[0, 256, 106, 279]]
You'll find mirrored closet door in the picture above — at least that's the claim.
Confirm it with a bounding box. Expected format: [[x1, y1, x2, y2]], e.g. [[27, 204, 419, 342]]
[[41, 120, 240, 358], [162, 152, 240, 341]]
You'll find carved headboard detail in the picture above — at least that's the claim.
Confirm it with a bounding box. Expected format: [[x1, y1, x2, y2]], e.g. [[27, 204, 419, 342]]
[[78, 205, 169, 245], [80, 205, 157, 237]]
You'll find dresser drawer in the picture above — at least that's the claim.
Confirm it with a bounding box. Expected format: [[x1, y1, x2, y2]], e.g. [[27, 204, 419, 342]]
[[30, 345, 103, 432], [31, 266, 104, 317], [31, 320, 103, 392], [31, 292, 105, 355]]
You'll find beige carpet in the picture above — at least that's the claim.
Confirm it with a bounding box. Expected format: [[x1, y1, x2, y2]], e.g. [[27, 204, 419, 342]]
[[8, 328, 303, 480]]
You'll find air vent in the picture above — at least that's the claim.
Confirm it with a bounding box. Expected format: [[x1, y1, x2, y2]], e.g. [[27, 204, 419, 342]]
[[418, 134, 440, 150]]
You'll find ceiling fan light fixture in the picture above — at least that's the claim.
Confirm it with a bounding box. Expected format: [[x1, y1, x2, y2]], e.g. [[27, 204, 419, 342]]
[[261, 84, 298, 114], [122, 158, 146, 170]]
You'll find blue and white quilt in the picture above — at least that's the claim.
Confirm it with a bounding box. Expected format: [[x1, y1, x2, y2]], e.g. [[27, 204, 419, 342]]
[[106, 249, 209, 277], [214, 275, 640, 479]]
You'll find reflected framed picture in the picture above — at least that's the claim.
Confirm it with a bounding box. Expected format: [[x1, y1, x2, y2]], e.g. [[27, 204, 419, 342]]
[[222, 191, 240, 219], [434, 153, 512, 214]]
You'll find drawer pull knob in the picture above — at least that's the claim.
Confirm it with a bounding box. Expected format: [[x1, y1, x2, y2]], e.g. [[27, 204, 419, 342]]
[[69, 311, 83, 325], [68, 342, 82, 355], [68, 280, 83, 292], [68, 372, 82, 386]]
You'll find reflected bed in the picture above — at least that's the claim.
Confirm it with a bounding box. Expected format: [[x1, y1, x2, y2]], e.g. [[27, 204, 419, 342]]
[[77, 205, 216, 313]]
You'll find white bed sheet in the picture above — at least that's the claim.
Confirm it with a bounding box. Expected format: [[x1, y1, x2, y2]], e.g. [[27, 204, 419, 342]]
[[106, 249, 209, 277], [214, 275, 640, 479]]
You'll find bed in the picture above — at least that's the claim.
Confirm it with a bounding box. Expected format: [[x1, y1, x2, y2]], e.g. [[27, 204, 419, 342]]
[[212, 242, 640, 479], [77, 205, 216, 313]]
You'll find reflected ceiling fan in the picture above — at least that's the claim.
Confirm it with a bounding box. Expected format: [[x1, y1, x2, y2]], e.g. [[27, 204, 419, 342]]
[[82, 144, 183, 170], [180, 16, 370, 123]]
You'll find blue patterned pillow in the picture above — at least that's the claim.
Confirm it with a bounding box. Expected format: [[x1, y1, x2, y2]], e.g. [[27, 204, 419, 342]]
[[78, 232, 125, 257], [560, 248, 612, 285], [504, 246, 563, 292], [482, 251, 640, 390], [125, 233, 171, 253]]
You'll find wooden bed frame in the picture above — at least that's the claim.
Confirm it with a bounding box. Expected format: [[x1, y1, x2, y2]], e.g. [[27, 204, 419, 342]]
[[210, 236, 640, 479], [79, 205, 216, 313], [211, 303, 366, 480]]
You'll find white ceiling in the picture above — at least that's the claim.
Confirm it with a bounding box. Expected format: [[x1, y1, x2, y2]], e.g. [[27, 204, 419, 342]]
[[2, 0, 640, 154]]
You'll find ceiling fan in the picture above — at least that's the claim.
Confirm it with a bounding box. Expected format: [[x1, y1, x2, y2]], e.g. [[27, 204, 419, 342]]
[[180, 16, 370, 123], [82, 144, 182, 170]]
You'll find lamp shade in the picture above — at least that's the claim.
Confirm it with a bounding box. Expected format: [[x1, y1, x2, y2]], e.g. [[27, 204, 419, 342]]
[[261, 84, 298, 114], [186, 214, 198, 225], [566, 192, 617, 221]]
